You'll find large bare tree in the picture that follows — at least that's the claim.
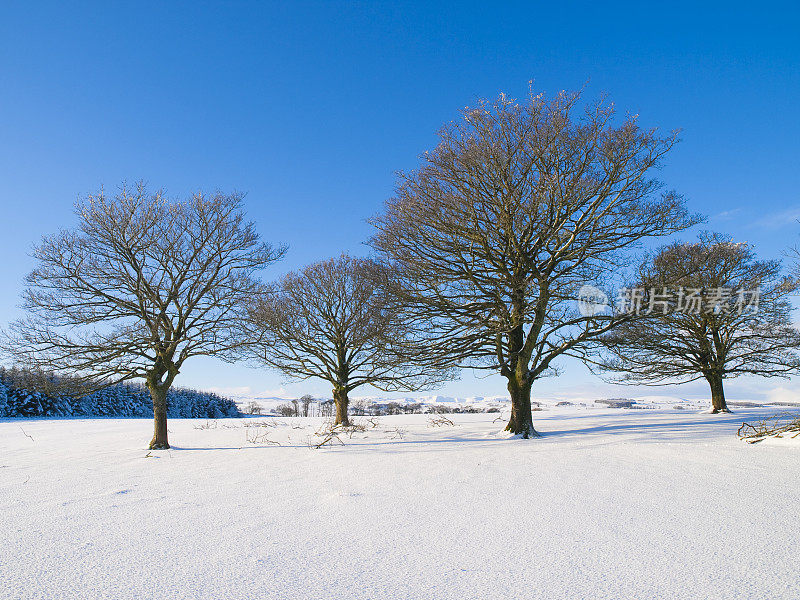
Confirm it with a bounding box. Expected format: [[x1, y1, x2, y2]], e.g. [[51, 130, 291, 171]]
[[586, 233, 800, 413], [243, 255, 450, 426], [370, 89, 700, 437], [2, 183, 285, 448]]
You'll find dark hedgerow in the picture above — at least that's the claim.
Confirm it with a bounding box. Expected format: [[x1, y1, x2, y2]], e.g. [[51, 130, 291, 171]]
[[0, 367, 239, 419]]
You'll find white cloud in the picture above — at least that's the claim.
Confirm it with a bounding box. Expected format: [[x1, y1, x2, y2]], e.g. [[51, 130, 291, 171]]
[[713, 208, 743, 221], [763, 386, 800, 405], [750, 207, 800, 229], [207, 386, 254, 399]]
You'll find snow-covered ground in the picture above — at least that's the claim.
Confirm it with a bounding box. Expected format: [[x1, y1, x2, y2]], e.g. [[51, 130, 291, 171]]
[[2, 406, 798, 599]]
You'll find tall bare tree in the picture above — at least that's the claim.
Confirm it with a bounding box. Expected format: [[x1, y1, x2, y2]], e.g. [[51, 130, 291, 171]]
[[370, 88, 700, 437], [2, 183, 285, 448], [586, 233, 800, 412], [243, 255, 450, 426], [300, 394, 313, 417]]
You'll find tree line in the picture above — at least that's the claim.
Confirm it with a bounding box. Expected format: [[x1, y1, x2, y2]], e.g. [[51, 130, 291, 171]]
[[265, 397, 503, 418], [3, 87, 799, 447], [0, 367, 239, 418]]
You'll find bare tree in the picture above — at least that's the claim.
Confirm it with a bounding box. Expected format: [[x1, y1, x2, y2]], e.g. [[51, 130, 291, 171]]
[[370, 88, 700, 437], [586, 233, 800, 413], [275, 402, 297, 417], [300, 394, 313, 417], [243, 400, 263, 416], [2, 183, 285, 448], [242, 254, 451, 426]]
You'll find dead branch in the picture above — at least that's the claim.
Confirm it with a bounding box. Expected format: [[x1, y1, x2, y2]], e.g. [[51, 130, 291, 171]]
[[309, 428, 345, 449], [738, 413, 800, 444], [245, 429, 281, 446], [384, 427, 405, 440], [242, 420, 277, 428]]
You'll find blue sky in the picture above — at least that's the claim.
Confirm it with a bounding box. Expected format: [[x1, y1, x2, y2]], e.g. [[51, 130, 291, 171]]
[[1, 1, 799, 402]]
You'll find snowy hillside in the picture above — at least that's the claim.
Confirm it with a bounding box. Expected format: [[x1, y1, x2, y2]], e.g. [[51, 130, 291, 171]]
[[2, 406, 798, 599]]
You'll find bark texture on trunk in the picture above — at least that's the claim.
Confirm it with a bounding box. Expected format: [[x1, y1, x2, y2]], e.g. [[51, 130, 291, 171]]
[[148, 384, 170, 449], [333, 387, 350, 426], [707, 372, 730, 413], [504, 377, 539, 438]]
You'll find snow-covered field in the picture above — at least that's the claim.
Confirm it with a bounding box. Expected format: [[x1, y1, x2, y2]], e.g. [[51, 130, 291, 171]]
[[2, 407, 798, 599]]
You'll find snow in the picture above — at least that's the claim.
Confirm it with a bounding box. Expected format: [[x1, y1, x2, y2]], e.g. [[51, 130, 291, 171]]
[[2, 407, 799, 599], [757, 431, 800, 447]]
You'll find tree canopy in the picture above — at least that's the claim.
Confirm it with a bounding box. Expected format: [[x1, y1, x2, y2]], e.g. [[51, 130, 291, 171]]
[[370, 88, 700, 436], [2, 183, 285, 447]]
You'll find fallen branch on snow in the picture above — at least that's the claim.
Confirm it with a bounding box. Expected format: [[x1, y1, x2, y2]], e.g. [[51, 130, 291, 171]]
[[738, 413, 800, 444], [245, 429, 281, 446]]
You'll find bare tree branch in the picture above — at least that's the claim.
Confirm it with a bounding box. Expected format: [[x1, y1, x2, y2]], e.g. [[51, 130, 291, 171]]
[[583, 232, 800, 413], [1, 182, 286, 448], [240, 254, 454, 426], [369, 87, 701, 437]]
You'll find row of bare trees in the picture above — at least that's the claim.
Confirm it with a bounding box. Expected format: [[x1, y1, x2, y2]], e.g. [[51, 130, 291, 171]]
[[3, 87, 800, 447]]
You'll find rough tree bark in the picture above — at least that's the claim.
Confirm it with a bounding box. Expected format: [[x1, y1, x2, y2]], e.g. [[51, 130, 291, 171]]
[[148, 385, 170, 449], [706, 371, 730, 414], [505, 376, 538, 438], [502, 299, 540, 438], [333, 387, 350, 427], [146, 368, 175, 449]]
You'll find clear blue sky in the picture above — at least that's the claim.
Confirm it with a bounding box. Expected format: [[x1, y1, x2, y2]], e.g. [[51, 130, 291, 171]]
[[1, 1, 799, 403]]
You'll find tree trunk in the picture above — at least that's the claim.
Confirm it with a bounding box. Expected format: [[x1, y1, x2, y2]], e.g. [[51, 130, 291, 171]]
[[147, 384, 170, 449], [504, 378, 539, 438], [333, 387, 350, 426], [706, 372, 730, 414]]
